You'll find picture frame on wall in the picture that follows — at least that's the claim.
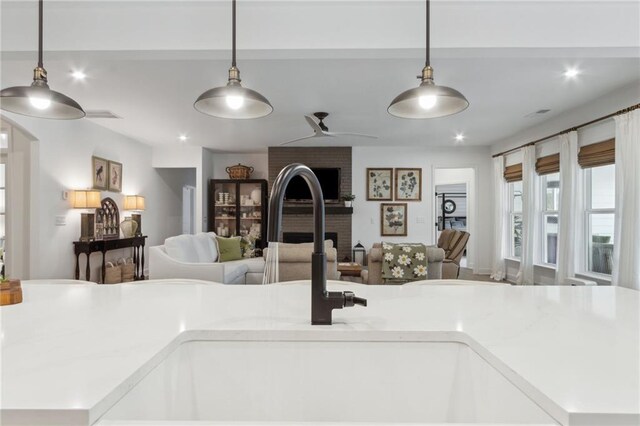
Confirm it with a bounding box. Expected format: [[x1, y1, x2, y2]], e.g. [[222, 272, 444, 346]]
[[366, 168, 393, 201], [381, 203, 408, 236], [107, 160, 123, 193], [395, 168, 422, 201], [92, 156, 108, 190]]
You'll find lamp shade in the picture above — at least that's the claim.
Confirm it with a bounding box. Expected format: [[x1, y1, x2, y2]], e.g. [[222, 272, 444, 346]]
[[0, 84, 85, 120], [124, 195, 145, 211], [194, 81, 273, 119], [72, 190, 101, 209], [388, 80, 469, 119]]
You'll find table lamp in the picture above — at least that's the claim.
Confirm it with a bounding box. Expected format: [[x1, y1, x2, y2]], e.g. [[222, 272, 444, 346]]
[[124, 195, 145, 236], [72, 190, 101, 241]]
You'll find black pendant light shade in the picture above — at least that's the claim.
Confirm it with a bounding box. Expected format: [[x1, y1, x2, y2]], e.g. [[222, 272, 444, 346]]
[[0, 0, 84, 120], [388, 0, 468, 119], [194, 0, 272, 119]]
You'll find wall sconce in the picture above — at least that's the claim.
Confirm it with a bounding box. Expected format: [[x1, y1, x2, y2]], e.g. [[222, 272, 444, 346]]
[[71, 190, 101, 241], [124, 195, 145, 236]]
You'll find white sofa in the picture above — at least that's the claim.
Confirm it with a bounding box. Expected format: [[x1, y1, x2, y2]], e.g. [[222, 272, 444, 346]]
[[149, 232, 265, 284]]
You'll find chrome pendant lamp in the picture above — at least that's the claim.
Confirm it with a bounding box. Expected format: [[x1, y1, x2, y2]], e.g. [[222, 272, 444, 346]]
[[0, 0, 85, 120], [388, 0, 468, 119], [194, 0, 272, 119]]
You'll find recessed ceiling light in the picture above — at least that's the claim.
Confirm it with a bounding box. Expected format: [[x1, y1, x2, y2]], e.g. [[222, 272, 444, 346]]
[[455, 133, 465, 142], [71, 70, 86, 80], [178, 135, 188, 142], [564, 68, 580, 79]]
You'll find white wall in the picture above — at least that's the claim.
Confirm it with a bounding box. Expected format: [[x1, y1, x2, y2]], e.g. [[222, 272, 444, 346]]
[[3, 114, 183, 280], [352, 145, 493, 274]]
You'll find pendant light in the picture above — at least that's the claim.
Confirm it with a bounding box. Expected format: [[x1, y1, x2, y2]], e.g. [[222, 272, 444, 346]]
[[388, 0, 468, 119], [0, 0, 85, 120], [194, 0, 272, 119]]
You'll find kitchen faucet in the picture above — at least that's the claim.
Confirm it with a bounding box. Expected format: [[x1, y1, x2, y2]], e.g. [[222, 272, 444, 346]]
[[267, 163, 367, 325]]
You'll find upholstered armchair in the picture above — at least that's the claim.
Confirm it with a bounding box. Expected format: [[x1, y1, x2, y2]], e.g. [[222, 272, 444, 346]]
[[361, 243, 444, 284], [262, 240, 340, 283], [437, 229, 470, 279]]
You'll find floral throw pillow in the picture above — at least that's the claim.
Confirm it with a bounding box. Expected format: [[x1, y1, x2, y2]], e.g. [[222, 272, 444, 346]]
[[381, 242, 428, 284]]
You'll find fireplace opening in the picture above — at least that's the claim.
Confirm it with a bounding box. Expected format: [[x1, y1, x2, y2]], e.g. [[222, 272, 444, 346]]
[[283, 232, 338, 249]]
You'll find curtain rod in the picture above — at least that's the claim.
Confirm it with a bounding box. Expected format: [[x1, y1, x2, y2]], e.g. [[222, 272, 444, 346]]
[[492, 103, 640, 159]]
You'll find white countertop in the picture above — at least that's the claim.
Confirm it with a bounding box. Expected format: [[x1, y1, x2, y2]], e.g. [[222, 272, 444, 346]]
[[1, 281, 638, 425]]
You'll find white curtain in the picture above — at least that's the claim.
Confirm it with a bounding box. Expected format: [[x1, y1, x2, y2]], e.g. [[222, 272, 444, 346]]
[[613, 109, 640, 290], [516, 145, 539, 285], [556, 131, 583, 285], [490, 156, 509, 281]]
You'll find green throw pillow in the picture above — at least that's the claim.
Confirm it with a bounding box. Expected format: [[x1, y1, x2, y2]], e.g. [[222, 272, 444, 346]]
[[216, 236, 243, 262]]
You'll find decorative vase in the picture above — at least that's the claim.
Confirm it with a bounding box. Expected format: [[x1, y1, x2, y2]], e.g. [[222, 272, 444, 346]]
[[120, 218, 138, 238], [344, 201, 352, 208], [250, 188, 262, 204]]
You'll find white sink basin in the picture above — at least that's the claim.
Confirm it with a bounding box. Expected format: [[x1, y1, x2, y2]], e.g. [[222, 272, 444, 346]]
[[98, 338, 558, 425]]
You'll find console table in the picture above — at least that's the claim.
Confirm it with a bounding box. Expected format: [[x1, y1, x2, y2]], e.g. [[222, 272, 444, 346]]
[[73, 236, 147, 283]]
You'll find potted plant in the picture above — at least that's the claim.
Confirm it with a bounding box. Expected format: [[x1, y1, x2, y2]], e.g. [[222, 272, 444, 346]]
[[341, 194, 356, 208]]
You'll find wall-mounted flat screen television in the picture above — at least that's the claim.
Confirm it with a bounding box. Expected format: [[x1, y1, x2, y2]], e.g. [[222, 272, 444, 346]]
[[284, 168, 341, 202]]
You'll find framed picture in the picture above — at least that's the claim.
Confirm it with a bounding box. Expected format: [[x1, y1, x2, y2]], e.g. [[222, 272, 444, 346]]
[[381, 203, 407, 236], [107, 160, 123, 192], [395, 168, 422, 201], [366, 168, 393, 201], [92, 156, 108, 190]]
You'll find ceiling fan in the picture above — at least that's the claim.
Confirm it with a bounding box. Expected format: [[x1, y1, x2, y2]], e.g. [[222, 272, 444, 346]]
[[280, 112, 378, 145]]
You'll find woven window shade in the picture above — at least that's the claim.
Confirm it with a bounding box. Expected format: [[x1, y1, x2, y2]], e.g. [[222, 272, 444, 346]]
[[536, 153, 560, 175], [504, 163, 523, 182], [578, 139, 615, 168]]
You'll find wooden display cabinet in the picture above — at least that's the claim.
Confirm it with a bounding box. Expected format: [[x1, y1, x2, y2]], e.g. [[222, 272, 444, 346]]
[[208, 179, 268, 253]]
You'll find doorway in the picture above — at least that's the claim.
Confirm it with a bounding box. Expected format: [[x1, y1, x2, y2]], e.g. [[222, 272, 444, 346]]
[[0, 119, 36, 279], [433, 167, 476, 273]]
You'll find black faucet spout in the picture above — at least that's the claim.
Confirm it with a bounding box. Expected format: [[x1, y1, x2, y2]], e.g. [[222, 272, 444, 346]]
[[267, 163, 367, 325]]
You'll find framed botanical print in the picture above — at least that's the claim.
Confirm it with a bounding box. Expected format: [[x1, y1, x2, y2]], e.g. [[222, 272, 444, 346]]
[[395, 168, 422, 201], [381, 203, 408, 236], [92, 156, 108, 190], [367, 168, 393, 201], [107, 160, 123, 193]]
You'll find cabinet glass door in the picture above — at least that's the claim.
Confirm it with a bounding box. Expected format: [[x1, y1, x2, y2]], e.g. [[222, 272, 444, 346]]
[[213, 182, 237, 237], [238, 182, 264, 255]]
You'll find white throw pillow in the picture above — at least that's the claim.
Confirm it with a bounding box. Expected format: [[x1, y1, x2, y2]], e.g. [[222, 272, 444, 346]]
[[164, 235, 199, 263], [206, 232, 219, 262], [192, 233, 218, 263]]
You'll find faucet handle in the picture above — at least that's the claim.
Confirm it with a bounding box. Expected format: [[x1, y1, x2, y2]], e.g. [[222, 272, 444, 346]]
[[343, 291, 367, 308]]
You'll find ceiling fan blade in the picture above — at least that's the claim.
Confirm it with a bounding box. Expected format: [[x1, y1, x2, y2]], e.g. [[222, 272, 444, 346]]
[[304, 115, 324, 134], [327, 132, 378, 139], [279, 134, 318, 146]]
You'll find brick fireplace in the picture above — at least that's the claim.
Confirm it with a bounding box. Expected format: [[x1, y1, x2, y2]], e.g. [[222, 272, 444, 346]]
[[268, 147, 352, 260]]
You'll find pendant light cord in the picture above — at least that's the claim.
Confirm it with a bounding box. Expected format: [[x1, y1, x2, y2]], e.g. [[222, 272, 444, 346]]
[[231, 0, 237, 67], [38, 0, 44, 67], [425, 0, 430, 67]]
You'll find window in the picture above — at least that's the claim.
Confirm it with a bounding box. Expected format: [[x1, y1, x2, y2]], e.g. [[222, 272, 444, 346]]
[[509, 181, 523, 258], [541, 172, 559, 265], [585, 164, 615, 275]]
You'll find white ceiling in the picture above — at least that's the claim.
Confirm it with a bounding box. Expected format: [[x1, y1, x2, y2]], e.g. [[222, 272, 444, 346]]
[[1, 1, 639, 152]]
